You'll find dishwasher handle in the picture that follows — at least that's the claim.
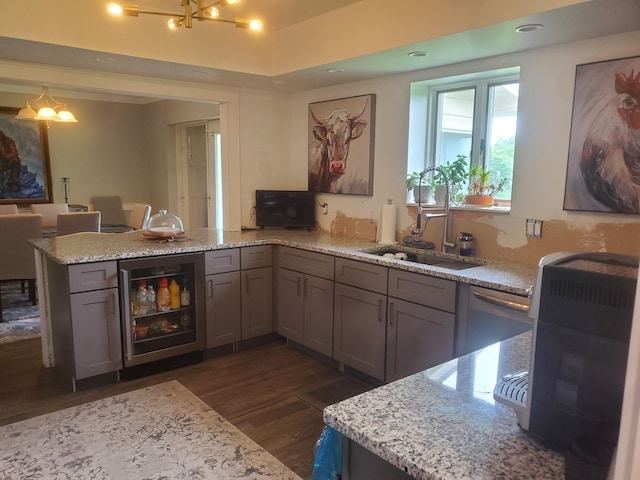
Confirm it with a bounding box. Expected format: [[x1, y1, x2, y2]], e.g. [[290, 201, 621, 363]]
[[472, 291, 530, 313]]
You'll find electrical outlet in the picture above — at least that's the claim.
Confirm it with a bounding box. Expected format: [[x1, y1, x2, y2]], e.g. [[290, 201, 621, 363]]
[[526, 219, 543, 238]]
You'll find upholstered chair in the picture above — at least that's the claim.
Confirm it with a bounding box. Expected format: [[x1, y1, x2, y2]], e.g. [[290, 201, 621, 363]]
[[0, 204, 19, 215], [31, 203, 69, 228], [128, 204, 152, 230], [56, 211, 101, 236], [0, 214, 42, 322], [90, 196, 127, 226]]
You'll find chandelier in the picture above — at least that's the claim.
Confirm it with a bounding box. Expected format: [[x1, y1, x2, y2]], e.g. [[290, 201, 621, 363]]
[[107, 0, 263, 31], [15, 87, 78, 125]]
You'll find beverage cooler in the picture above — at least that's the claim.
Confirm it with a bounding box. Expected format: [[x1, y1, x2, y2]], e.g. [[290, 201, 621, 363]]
[[119, 253, 205, 367]]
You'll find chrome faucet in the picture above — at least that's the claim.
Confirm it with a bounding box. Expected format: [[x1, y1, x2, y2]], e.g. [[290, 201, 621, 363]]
[[408, 166, 456, 253]]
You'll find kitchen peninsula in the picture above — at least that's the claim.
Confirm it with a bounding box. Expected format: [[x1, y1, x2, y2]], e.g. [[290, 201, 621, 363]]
[[30, 228, 536, 379]]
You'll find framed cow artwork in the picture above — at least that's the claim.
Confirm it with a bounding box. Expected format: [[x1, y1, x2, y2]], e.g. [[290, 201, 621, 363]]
[[0, 106, 52, 204], [563, 55, 640, 214], [308, 94, 375, 195]]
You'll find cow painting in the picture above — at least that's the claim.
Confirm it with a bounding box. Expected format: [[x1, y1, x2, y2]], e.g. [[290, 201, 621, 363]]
[[308, 95, 375, 195]]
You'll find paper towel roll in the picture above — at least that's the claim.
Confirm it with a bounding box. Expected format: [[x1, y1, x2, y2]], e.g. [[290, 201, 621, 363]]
[[377, 204, 397, 245]]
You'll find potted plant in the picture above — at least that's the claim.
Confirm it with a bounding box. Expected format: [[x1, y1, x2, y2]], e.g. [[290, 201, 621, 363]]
[[432, 154, 468, 204], [465, 166, 507, 206], [406, 171, 432, 204]]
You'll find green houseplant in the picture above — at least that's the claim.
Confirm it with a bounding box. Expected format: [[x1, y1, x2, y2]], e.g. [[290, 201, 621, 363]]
[[465, 166, 507, 206], [432, 154, 469, 204], [407, 171, 432, 203]]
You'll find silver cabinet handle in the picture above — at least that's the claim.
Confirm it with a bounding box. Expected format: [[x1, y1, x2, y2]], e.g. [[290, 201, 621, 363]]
[[378, 299, 383, 322], [389, 301, 394, 325], [472, 291, 530, 313], [303, 277, 308, 298], [207, 278, 213, 299], [120, 269, 133, 361]]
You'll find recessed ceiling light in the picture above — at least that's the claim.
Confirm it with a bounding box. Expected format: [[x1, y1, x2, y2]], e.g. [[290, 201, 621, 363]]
[[326, 68, 344, 73], [94, 56, 116, 63], [515, 24, 543, 33], [408, 51, 428, 57]]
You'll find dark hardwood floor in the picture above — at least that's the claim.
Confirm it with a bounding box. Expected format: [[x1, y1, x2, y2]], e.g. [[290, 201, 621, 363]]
[[0, 336, 375, 479]]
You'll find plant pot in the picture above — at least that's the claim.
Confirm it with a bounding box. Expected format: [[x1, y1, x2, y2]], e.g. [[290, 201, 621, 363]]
[[412, 185, 432, 204], [465, 195, 494, 206], [434, 185, 448, 205]]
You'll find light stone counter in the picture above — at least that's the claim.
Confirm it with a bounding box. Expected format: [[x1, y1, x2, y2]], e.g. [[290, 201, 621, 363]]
[[30, 228, 536, 296], [323, 332, 565, 480]]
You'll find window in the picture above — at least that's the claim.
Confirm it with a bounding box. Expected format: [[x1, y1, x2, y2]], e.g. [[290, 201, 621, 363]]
[[408, 68, 520, 206]]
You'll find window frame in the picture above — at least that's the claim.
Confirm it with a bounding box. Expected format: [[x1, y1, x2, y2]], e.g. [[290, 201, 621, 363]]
[[408, 67, 520, 209]]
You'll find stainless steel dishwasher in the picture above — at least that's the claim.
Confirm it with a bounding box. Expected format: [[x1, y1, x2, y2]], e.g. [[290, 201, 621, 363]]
[[455, 283, 532, 356]]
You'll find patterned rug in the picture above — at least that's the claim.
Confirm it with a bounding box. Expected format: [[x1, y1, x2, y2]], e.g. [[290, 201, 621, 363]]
[[0, 380, 301, 480], [0, 282, 40, 344]]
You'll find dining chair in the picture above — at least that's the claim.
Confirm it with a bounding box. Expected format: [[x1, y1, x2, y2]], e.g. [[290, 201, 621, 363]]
[[31, 203, 69, 228], [128, 204, 152, 230], [0, 214, 42, 322], [56, 211, 101, 236], [90, 196, 127, 226], [0, 204, 19, 215]]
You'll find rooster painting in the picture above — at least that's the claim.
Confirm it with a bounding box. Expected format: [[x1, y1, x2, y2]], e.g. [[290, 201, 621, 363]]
[[565, 57, 640, 214]]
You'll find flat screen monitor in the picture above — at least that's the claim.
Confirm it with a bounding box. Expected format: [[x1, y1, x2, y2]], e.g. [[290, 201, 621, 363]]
[[255, 190, 316, 230]]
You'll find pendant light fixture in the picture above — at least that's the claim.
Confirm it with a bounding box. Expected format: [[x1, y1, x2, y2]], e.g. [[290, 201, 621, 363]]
[[107, 0, 263, 31], [15, 87, 78, 126]]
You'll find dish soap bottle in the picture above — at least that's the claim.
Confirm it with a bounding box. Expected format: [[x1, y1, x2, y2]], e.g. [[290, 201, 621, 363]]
[[170, 279, 181, 309], [157, 278, 171, 312]]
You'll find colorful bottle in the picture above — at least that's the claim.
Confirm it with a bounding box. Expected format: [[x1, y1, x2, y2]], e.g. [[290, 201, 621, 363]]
[[157, 278, 171, 312], [170, 279, 181, 309]]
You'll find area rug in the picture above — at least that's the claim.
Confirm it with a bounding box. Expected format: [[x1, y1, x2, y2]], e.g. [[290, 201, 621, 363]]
[[0, 282, 40, 344], [0, 380, 301, 480]]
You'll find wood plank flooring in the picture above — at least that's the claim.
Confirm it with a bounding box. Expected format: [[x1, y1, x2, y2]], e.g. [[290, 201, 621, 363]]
[[0, 336, 375, 479]]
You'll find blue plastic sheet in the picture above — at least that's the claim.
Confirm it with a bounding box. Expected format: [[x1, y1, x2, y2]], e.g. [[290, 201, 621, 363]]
[[311, 426, 343, 480]]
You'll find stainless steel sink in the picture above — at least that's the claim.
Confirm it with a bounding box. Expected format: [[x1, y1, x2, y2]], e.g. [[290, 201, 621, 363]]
[[361, 246, 483, 270]]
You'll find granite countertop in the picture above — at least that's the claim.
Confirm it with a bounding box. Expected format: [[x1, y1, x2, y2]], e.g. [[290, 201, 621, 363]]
[[30, 228, 537, 296], [323, 332, 565, 480]]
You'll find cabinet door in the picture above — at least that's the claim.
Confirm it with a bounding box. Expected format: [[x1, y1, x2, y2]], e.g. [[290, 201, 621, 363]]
[[303, 275, 334, 357], [241, 267, 273, 339], [70, 287, 122, 380], [386, 297, 455, 382], [334, 283, 386, 380], [277, 268, 304, 343], [205, 271, 241, 348]]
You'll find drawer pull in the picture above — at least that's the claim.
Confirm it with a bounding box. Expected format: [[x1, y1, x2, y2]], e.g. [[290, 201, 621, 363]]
[[378, 299, 383, 322], [389, 301, 394, 325], [472, 291, 529, 313]]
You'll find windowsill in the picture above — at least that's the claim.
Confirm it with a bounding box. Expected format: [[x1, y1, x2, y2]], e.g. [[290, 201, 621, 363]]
[[406, 203, 510, 214]]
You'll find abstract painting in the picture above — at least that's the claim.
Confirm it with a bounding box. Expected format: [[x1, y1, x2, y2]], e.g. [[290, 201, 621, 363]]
[[563, 56, 640, 214]]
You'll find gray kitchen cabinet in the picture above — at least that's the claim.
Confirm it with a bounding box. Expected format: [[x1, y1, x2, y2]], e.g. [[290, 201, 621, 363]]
[[205, 249, 241, 348], [385, 269, 456, 382], [205, 246, 273, 345], [205, 271, 241, 347], [334, 258, 388, 381], [241, 266, 273, 339], [47, 259, 122, 390], [276, 246, 335, 356]]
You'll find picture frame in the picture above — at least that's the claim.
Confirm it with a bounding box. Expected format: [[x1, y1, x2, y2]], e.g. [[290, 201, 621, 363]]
[[563, 55, 640, 214], [308, 94, 375, 196], [0, 106, 52, 204]]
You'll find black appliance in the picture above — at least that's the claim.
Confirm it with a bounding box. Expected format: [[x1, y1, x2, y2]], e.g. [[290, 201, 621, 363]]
[[494, 252, 638, 457], [255, 190, 315, 230]]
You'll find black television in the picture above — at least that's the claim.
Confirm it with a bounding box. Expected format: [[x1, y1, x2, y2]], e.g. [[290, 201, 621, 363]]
[[255, 190, 316, 230]]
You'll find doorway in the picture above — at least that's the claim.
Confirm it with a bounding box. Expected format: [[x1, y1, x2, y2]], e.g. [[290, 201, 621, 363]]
[[176, 120, 222, 229]]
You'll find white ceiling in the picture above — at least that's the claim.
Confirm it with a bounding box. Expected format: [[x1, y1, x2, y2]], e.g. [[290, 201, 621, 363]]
[[0, 0, 638, 96]]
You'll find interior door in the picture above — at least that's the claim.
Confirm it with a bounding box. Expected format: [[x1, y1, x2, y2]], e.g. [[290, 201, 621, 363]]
[[177, 120, 221, 229]]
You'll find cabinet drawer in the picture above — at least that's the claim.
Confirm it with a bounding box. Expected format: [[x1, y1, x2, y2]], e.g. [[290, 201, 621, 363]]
[[68, 261, 118, 293], [241, 245, 272, 270], [278, 246, 334, 280], [388, 269, 456, 313], [335, 258, 388, 294], [205, 248, 240, 275]]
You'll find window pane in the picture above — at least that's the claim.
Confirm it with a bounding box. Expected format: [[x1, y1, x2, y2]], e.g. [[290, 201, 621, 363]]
[[485, 83, 518, 200], [436, 89, 474, 166]]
